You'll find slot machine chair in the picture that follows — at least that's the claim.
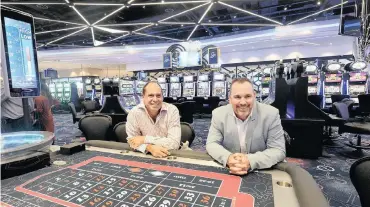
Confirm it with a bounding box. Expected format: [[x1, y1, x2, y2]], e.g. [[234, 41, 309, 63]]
[[178, 101, 195, 124], [177, 97, 187, 103], [208, 96, 221, 113], [332, 102, 370, 158], [113, 122, 128, 143], [68, 102, 85, 124], [79, 114, 112, 141], [82, 100, 98, 114], [193, 97, 205, 117], [164, 97, 175, 103], [308, 95, 324, 109], [358, 94, 370, 116], [350, 156, 370, 207]]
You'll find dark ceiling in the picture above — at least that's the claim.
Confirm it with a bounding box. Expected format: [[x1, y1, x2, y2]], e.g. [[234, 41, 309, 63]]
[[1, 0, 357, 50]]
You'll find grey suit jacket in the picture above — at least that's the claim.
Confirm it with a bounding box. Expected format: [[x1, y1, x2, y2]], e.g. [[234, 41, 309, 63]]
[[206, 102, 286, 170]]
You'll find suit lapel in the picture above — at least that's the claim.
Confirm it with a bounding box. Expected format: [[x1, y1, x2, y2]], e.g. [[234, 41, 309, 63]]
[[246, 102, 258, 153]]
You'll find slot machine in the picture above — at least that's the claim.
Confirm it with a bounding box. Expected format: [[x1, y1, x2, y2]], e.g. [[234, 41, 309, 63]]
[[157, 77, 168, 97], [49, 83, 56, 98], [261, 67, 272, 100], [346, 61, 368, 103], [85, 77, 93, 100], [135, 80, 147, 97], [62, 82, 71, 102], [196, 74, 211, 98], [56, 83, 64, 102], [93, 78, 102, 103], [305, 64, 320, 95], [212, 73, 227, 99], [169, 76, 182, 99], [182, 75, 196, 99], [323, 62, 343, 108], [119, 78, 137, 110]]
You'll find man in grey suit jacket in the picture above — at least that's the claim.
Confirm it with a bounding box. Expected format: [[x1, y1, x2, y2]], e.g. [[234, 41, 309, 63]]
[[206, 78, 285, 175]]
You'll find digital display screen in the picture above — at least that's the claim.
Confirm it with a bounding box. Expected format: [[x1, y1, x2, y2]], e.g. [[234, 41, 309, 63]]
[[184, 83, 193, 88], [262, 77, 271, 84], [170, 77, 179, 82], [349, 72, 367, 82], [157, 77, 166, 83], [198, 82, 209, 88], [198, 75, 208, 81], [325, 74, 342, 83], [4, 17, 37, 89], [213, 74, 225, 81], [178, 51, 202, 67], [86, 85, 92, 90], [340, 15, 362, 37], [184, 76, 193, 82], [171, 83, 180, 89], [308, 75, 318, 83]]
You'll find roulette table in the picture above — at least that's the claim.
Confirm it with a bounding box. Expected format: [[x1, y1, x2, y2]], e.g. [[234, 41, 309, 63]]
[[1, 141, 329, 207]]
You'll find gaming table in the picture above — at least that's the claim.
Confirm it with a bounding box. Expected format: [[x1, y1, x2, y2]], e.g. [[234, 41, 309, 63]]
[[1, 141, 329, 207]]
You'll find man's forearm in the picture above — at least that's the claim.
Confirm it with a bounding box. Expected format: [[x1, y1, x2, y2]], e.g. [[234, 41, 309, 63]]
[[247, 148, 285, 170], [206, 142, 233, 167], [145, 135, 180, 150]]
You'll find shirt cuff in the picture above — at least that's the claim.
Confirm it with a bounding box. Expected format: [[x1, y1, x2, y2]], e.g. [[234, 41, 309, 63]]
[[144, 136, 155, 144], [136, 144, 148, 154]]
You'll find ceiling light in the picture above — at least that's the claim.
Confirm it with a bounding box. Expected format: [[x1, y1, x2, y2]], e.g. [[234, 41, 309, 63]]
[[330, 42, 332, 45], [233, 16, 237, 18], [181, 24, 184, 27], [128, 0, 135, 4], [72, 6, 90, 25], [219, 1, 283, 25], [284, 7, 287, 10], [134, 32, 183, 41], [198, 3, 213, 23], [232, 49, 236, 51], [92, 5, 126, 25], [143, 6, 145, 8], [162, 0, 165, 3], [133, 24, 154, 32], [317, 1, 321, 5], [155, 23, 158, 26], [1, 2, 65, 4], [35, 26, 86, 34], [46, 27, 88, 45], [187, 25, 199, 40], [314, 18, 317, 20], [159, 2, 209, 22], [34, 17, 85, 26], [73, 3, 125, 6], [291, 40, 320, 46], [288, 1, 348, 25], [208, 20, 212, 22]]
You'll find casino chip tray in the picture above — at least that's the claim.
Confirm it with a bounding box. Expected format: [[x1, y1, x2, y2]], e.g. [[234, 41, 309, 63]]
[[1, 151, 274, 207]]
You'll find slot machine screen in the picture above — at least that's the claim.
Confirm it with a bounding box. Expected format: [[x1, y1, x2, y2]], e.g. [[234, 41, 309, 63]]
[[170, 77, 179, 82], [1, 9, 40, 97], [95, 85, 101, 90], [56, 88, 63, 92], [308, 75, 318, 83], [198, 82, 208, 88], [57, 93, 62, 98], [184, 83, 194, 89], [325, 74, 342, 83], [171, 83, 180, 89], [214, 82, 224, 88], [198, 75, 208, 81], [184, 76, 193, 82], [349, 72, 367, 82], [157, 77, 166, 83], [86, 85, 92, 91], [213, 74, 225, 81]]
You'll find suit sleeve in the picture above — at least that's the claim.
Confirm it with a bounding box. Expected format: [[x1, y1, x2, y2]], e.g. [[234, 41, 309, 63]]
[[206, 110, 232, 167], [247, 111, 286, 170]]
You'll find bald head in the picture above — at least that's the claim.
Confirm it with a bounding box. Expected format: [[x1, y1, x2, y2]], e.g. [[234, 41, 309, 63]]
[[143, 81, 162, 95]]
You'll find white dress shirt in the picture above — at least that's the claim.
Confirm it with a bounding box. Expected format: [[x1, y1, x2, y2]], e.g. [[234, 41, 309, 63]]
[[233, 112, 252, 153]]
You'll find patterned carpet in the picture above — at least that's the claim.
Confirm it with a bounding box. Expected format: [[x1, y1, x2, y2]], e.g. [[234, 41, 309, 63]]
[[53, 113, 369, 207]]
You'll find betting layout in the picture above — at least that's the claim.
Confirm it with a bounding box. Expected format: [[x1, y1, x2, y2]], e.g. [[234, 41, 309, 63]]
[[7, 156, 254, 207]]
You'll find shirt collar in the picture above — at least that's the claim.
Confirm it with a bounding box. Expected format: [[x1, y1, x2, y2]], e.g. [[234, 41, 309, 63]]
[[233, 110, 253, 122]]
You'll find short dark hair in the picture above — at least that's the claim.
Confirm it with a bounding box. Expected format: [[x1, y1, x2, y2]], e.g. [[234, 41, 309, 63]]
[[142, 81, 162, 95], [230, 78, 254, 93]]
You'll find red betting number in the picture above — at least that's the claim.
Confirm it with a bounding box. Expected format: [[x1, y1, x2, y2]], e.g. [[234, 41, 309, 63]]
[[119, 179, 128, 186], [89, 197, 102, 206], [178, 203, 188, 207], [95, 175, 105, 182], [169, 189, 179, 198], [102, 200, 113, 207], [200, 195, 210, 204], [129, 193, 141, 202], [156, 187, 164, 195]]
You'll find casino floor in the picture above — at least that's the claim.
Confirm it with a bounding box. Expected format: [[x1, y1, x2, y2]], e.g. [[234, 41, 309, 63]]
[[2, 114, 368, 207]]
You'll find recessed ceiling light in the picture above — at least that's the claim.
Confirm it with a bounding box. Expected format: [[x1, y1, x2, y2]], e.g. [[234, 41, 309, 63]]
[[314, 18, 317, 20], [181, 24, 184, 27], [233, 16, 236, 18], [330, 42, 332, 45], [143, 6, 145, 8], [284, 7, 287, 10], [232, 49, 236, 51], [208, 20, 212, 22], [317, 1, 321, 5]]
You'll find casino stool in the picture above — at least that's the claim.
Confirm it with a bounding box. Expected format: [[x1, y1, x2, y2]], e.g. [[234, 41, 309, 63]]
[[79, 114, 112, 141], [218, 100, 228, 107], [68, 102, 84, 124], [350, 156, 370, 207], [164, 97, 175, 103], [333, 102, 370, 158], [193, 97, 205, 117], [113, 122, 128, 143], [331, 94, 350, 104], [179, 101, 195, 124], [180, 122, 195, 147], [82, 100, 98, 114]]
